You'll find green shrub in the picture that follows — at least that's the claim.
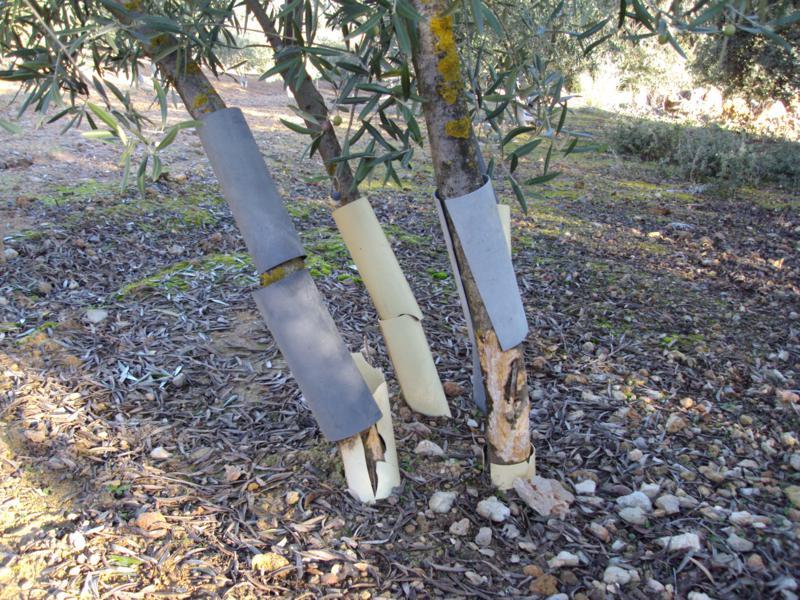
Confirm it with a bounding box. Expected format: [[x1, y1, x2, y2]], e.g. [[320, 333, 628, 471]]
[[610, 119, 800, 188]]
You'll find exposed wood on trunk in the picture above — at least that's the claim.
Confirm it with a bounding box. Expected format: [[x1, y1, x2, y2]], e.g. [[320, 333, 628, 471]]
[[410, 0, 531, 466], [244, 0, 359, 204]]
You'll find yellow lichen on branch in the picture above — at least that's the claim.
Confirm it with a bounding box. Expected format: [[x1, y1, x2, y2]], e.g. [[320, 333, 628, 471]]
[[430, 15, 461, 105], [444, 117, 471, 139]]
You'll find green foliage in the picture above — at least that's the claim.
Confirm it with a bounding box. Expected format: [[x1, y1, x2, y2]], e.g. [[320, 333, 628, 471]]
[[610, 118, 800, 186]]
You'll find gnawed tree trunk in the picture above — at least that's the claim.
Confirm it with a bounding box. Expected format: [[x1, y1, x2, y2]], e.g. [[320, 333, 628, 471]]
[[244, 0, 451, 418], [120, 17, 390, 500], [409, 0, 533, 485]]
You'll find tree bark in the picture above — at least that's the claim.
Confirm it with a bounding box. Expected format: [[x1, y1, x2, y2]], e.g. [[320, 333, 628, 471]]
[[410, 0, 531, 468], [123, 19, 385, 477], [244, 0, 359, 203]]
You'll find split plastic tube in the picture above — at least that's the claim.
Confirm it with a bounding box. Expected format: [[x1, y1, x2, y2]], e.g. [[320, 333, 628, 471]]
[[490, 448, 536, 490], [333, 198, 450, 417], [340, 353, 401, 503]]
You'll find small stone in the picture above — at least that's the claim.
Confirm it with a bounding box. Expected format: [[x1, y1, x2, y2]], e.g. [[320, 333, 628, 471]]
[[514, 476, 574, 518], [582, 341, 596, 353], [134, 511, 168, 538], [37, 281, 53, 295], [168, 244, 184, 255], [474, 527, 492, 546], [730, 511, 754, 526], [746, 553, 766, 571], [502, 523, 521, 539], [286, 490, 301, 505], [603, 566, 633, 585], [616, 491, 652, 512], [739, 414, 754, 426], [618, 507, 647, 525], [574, 480, 596, 495], [466, 418, 478, 428], [687, 593, 713, 600], [530, 574, 559, 596], [523, 564, 543, 577], [449, 518, 470, 536], [656, 532, 701, 553], [443, 381, 465, 397], [588, 522, 610, 542], [414, 440, 444, 457], [785, 485, 800, 508], [680, 397, 695, 409], [655, 495, 680, 515], [548, 551, 580, 569], [476, 496, 511, 522], [429, 491, 457, 513], [782, 432, 797, 447], [172, 372, 187, 388], [150, 446, 171, 460], [639, 483, 660, 499], [464, 571, 485, 585], [646, 579, 665, 593], [3, 247, 19, 260], [69, 531, 86, 551], [85, 308, 108, 324], [628, 449, 643, 462], [665, 414, 687, 433], [252, 552, 290, 577], [790, 453, 800, 472], [727, 532, 754, 552]]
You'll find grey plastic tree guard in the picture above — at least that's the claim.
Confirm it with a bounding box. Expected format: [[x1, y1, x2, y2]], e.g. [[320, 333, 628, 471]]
[[253, 271, 383, 440], [435, 177, 529, 412], [198, 108, 381, 441], [198, 108, 305, 273]]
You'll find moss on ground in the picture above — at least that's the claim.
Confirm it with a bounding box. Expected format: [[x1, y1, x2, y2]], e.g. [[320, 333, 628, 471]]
[[117, 253, 253, 297]]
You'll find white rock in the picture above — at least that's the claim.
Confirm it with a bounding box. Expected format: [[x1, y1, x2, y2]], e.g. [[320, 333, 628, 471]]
[[3, 247, 19, 261], [449, 518, 470, 536], [466, 418, 478, 428], [726, 532, 754, 552], [85, 308, 108, 324], [783, 432, 798, 447], [429, 491, 457, 513], [616, 491, 652, 512], [502, 524, 520, 539], [69, 531, 86, 551], [574, 480, 596, 495], [603, 566, 633, 585], [414, 440, 444, 457], [476, 496, 510, 523], [548, 551, 580, 569], [150, 446, 171, 460], [655, 494, 681, 515], [790, 453, 800, 472], [646, 579, 665, 593], [618, 507, 648, 525], [513, 476, 574, 518], [546, 595, 569, 600], [687, 593, 714, 600], [628, 449, 644, 462], [639, 483, 660, 499], [474, 527, 492, 546], [656, 532, 701, 553], [729, 511, 754, 526]]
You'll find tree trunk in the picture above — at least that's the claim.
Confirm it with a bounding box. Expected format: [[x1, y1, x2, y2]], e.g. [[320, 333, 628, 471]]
[[124, 21, 386, 487], [409, 1, 532, 472], [244, 0, 359, 203], [245, 0, 451, 418]]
